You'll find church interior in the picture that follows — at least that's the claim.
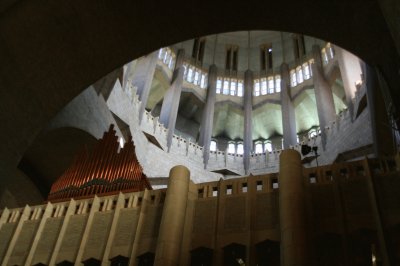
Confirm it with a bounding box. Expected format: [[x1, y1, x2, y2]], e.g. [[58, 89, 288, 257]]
[[0, 0, 400, 265]]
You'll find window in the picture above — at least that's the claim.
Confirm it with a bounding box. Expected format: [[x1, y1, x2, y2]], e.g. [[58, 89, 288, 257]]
[[119, 137, 125, 148], [326, 43, 334, 59], [293, 34, 306, 59], [242, 183, 248, 193], [237, 81, 244, 97], [290, 70, 297, 87], [260, 78, 267, 95], [321, 48, 329, 65], [256, 181, 263, 191], [272, 179, 279, 189], [167, 55, 175, 69], [198, 188, 204, 198], [260, 45, 273, 70], [303, 63, 311, 80], [255, 142, 263, 154], [296, 66, 303, 84], [226, 46, 239, 71], [236, 143, 244, 155], [308, 59, 314, 76], [223, 79, 230, 95], [254, 79, 260, 96], [212, 187, 218, 197], [158, 48, 165, 59], [210, 140, 217, 152], [309, 173, 317, 183], [268, 76, 274, 94], [275, 75, 281, 92], [187, 67, 194, 82], [265, 141, 272, 152], [216, 78, 222, 94], [226, 185, 232, 195], [227, 143, 235, 154], [193, 70, 200, 85], [200, 73, 207, 88], [230, 79, 237, 96], [192, 38, 206, 64]]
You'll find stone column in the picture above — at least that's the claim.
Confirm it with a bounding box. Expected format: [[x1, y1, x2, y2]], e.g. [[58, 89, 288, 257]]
[[199, 64, 217, 168], [280, 63, 297, 149], [159, 49, 185, 150], [334, 45, 363, 121], [279, 149, 310, 266], [243, 70, 253, 174], [363, 62, 396, 158], [129, 51, 159, 122], [311, 44, 336, 148], [154, 165, 190, 266]]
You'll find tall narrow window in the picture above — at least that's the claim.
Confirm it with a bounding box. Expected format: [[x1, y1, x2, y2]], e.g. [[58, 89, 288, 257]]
[[200, 73, 207, 89], [223, 79, 230, 95], [265, 141, 272, 152], [236, 143, 244, 155], [226, 45, 239, 71], [260, 45, 273, 71], [192, 38, 206, 64], [268, 76, 274, 94], [261, 78, 267, 95], [296, 66, 303, 84], [275, 75, 281, 92], [293, 34, 306, 59], [237, 81, 244, 97], [321, 48, 329, 65], [290, 70, 297, 87], [255, 142, 263, 154], [216, 78, 222, 94], [230, 79, 237, 96], [228, 142, 236, 154], [303, 63, 311, 80], [254, 79, 260, 96], [210, 140, 217, 151]]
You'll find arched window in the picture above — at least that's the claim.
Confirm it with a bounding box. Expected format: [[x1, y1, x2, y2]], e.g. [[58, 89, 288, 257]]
[[255, 142, 264, 154], [321, 48, 329, 65], [200, 73, 207, 89], [227, 142, 236, 154], [264, 141, 272, 152], [210, 140, 217, 152], [236, 143, 244, 155], [223, 78, 230, 95]]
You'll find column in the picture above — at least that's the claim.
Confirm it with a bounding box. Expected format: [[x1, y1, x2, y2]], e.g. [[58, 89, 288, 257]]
[[279, 149, 311, 266], [130, 189, 151, 266], [159, 49, 185, 150], [154, 165, 190, 266], [48, 199, 77, 265], [129, 51, 159, 122], [199, 64, 217, 168], [334, 45, 363, 121], [243, 70, 253, 175], [25, 202, 53, 265], [280, 63, 297, 149], [311, 44, 336, 148], [363, 63, 396, 157]]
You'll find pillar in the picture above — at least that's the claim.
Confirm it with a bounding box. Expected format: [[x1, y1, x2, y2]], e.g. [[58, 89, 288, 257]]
[[129, 51, 159, 122], [154, 165, 190, 266], [199, 64, 217, 168], [279, 149, 311, 266], [280, 63, 297, 148], [243, 70, 253, 174], [363, 63, 396, 157], [159, 49, 185, 150], [311, 44, 336, 148], [334, 45, 363, 121]]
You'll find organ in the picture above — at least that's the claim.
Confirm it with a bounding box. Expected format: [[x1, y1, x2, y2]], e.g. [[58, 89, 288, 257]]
[[47, 125, 151, 201]]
